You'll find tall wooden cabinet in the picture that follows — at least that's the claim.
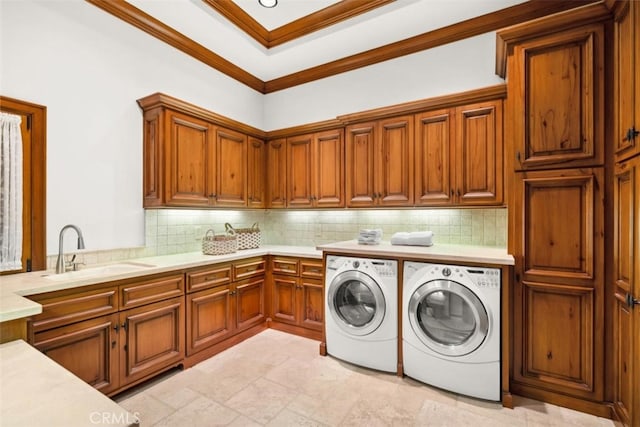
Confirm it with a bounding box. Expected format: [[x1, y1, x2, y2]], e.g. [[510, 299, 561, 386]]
[[266, 138, 287, 208], [499, 5, 610, 416], [612, 2, 640, 425], [345, 115, 414, 207], [414, 100, 503, 206], [247, 137, 266, 208], [286, 129, 344, 208]]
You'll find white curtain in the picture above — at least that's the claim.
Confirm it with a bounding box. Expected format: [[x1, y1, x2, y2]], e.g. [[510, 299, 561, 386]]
[[0, 112, 23, 271]]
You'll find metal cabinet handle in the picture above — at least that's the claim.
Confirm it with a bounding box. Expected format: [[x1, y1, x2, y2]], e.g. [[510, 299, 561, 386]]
[[114, 324, 120, 332], [626, 293, 640, 308], [623, 126, 639, 142]]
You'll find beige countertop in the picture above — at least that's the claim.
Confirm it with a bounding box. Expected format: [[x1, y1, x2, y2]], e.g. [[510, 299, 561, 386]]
[[0, 245, 321, 323], [316, 241, 514, 266], [0, 340, 137, 427]]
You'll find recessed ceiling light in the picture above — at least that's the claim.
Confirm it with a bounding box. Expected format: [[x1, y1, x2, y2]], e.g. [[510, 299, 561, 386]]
[[258, 0, 277, 8]]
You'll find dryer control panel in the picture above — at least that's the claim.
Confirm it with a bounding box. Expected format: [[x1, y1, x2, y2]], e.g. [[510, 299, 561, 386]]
[[466, 268, 501, 289]]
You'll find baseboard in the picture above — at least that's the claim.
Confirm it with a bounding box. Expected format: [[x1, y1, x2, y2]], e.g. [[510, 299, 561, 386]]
[[268, 321, 322, 341]]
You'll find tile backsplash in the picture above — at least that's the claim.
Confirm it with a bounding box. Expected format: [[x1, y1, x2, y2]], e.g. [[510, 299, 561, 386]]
[[46, 208, 507, 267], [145, 208, 507, 256]]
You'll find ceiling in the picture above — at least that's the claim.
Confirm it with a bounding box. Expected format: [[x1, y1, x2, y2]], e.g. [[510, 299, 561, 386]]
[[86, 0, 599, 93]]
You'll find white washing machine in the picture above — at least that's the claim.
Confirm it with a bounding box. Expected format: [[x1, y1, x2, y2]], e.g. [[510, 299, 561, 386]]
[[325, 255, 398, 372], [403, 262, 501, 401]]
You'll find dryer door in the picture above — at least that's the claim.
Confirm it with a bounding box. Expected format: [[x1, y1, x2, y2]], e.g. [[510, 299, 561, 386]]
[[327, 270, 385, 336], [408, 279, 488, 357]]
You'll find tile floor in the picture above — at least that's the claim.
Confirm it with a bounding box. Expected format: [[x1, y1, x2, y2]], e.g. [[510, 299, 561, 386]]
[[115, 329, 615, 426]]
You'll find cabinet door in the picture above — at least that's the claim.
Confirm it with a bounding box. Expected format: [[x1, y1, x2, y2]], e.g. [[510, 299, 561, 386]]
[[314, 129, 344, 207], [509, 24, 604, 170], [186, 285, 232, 356], [266, 139, 287, 208], [32, 314, 119, 394], [614, 1, 640, 161], [514, 281, 596, 399], [513, 168, 604, 288], [247, 137, 266, 208], [455, 101, 503, 206], [214, 127, 247, 207], [143, 108, 164, 207], [120, 297, 184, 386], [166, 111, 214, 206], [345, 123, 377, 207], [272, 275, 298, 325], [414, 109, 453, 206], [298, 278, 323, 332], [377, 115, 414, 206], [612, 157, 640, 425], [287, 134, 314, 208], [235, 277, 265, 332]]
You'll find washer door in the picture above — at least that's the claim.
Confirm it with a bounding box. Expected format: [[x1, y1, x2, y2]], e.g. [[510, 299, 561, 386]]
[[408, 279, 488, 357], [328, 270, 385, 336]]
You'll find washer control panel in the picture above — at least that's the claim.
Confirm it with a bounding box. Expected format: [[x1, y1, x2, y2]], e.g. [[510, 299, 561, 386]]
[[466, 268, 501, 289], [326, 256, 397, 277]]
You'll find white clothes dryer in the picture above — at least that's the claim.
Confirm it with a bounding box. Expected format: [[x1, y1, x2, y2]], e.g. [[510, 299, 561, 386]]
[[403, 262, 501, 401], [325, 255, 398, 372]]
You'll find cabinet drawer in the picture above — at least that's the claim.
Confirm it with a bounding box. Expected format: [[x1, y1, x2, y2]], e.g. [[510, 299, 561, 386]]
[[300, 259, 323, 279], [233, 258, 266, 281], [29, 285, 118, 332], [272, 257, 299, 276], [187, 264, 232, 293], [120, 274, 184, 310]]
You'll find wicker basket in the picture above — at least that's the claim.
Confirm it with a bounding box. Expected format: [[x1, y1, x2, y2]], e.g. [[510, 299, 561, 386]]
[[202, 229, 237, 255], [225, 222, 261, 250]]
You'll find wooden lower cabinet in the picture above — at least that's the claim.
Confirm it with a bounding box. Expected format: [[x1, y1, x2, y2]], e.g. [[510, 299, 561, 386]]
[[119, 296, 184, 386], [270, 257, 324, 339], [185, 273, 265, 357], [32, 313, 120, 395]]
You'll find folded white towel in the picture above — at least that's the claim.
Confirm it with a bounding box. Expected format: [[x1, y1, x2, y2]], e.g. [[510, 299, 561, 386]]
[[391, 231, 433, 247]]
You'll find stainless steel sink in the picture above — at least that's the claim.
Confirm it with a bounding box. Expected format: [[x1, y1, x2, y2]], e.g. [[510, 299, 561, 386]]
[[42, 262, 156, 281]]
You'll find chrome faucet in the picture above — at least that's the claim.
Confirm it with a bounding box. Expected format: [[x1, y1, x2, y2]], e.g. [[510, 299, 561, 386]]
[[56, 224, 86, 274]]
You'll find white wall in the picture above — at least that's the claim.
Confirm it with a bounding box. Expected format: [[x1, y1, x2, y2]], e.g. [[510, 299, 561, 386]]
[[263, 32, 504, 130], [0, 0, 263, 255], [1, 1, 504, 256]]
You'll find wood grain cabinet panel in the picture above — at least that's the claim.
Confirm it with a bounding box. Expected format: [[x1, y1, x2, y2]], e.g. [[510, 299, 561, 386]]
[[614, 1, 640, 161], [299, 278, 323, 332], [414, 101, 503, 206], [346, 116, 413, 207], [214, 127, 247, 207], [272, 275, 298, 325], [414, 109, 453, 205], [515, 282, 595, 397], [504, 23, 604, 171], [166, 111, 215, 207], [32, 314, 120, 395], [120, 274, 184, 310], [186, 285, 232, 356], [119, 296, 184, 386], [186, 264, 232, 293], [247, 137, 266, 208], [266, 138, 287, 208], [286, 130, 344, 208], [612, 155, 640, 425], [235, 277, 265, 332]]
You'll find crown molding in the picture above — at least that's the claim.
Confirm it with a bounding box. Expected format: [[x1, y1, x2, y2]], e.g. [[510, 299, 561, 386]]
[[203, 0, 394, 48], [88, 0, 600, 94], [85, 0, 265, 93]]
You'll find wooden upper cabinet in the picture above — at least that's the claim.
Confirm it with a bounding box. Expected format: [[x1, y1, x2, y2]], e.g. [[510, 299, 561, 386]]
[[614, 0, 640, 161], [286, 134, 314, 208], [138, 93, 262, 209], [286, 130, 344, 208], [414, 101, 503, 207], [266, 138, 287, 208], [502, 22, 605, 170], [166, 111, 215, 207], [345, 122, 377, 207], [346, 116, 413, 207], [377, 116, 414, 206], [247, 137, 266, 208], [213, 127, 247, 207], [414, 109, 453, 206], [455, 101, 503, 206]]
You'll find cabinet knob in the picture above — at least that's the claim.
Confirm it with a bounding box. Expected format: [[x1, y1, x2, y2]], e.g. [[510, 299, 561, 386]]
[[114, 324, 120, 332], [626, 293, 640, 309], [623, 126, 639, 142]]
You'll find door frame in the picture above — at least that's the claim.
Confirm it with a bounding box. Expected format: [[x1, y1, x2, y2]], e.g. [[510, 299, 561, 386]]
[[0, 95, 46, 272]]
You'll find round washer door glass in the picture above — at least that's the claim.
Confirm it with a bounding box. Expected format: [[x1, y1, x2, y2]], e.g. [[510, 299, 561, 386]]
[[408, 279, 488, 357], [328, 270, 385, 336]]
